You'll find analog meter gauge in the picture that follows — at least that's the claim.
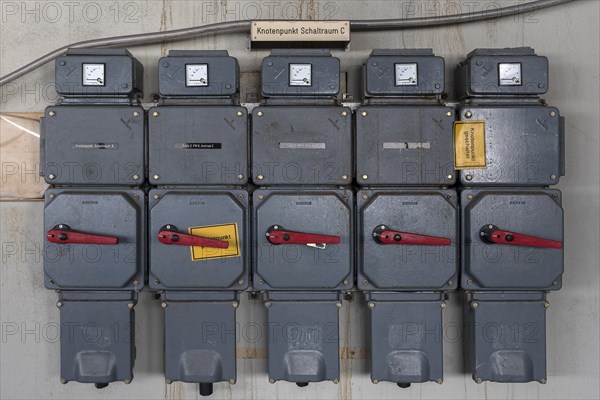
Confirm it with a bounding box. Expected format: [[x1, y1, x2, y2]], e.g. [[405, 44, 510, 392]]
[[82, 63, 105, 86], [395, 63, 418, 86], [186, 64, 208, 87], [289, 63, 312, 86], [499, 63, 522, 86]]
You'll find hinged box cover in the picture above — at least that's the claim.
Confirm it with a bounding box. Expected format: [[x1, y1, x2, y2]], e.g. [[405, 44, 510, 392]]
[[149, 189, 248, 290], [358, 189, 458, 290], [253, 189, 353, 290], [461, 188, 563, 290]]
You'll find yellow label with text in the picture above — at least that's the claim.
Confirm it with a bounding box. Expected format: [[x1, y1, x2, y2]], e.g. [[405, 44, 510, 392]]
[[454, 121, 487, 169], [189, 223, 240, 261]]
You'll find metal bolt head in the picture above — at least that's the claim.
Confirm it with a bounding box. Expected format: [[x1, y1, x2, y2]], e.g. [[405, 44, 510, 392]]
[[132, 174, 139, 180], [153, 174, 160, 180], [56, 301, 63, 308], [48, 193, 55, 199], [128, 303, 135, 309], [436, 378, 443, 385], [447, 174, 453, 180], [133, 111, 140, 117], [362, 174, 368, 180], [539, 378, 547, 384], [269, 378, 275, 384], [124, 379, 131, 384], [333, 379, 339, 384], [361, 111, 367, 117], [257, 175, 264, 180], [466, 174, 473, 181], [48, 174, 55, 180], [48, 111, 56, 116], [544, 301, 550, 309], [471, 301, 479, 309], [372, 379, 379, 384], [232, 301, 239, 308], [440, 302, 447, 309], [550, 111, 556, 117], [60, 378, 68, 384], [237, 174, 244, 180], [448, 280, 454, 286], [447, 111, 452, 117], [465, 111, 473, 118], [368, 302, 375, 309], [152, 111, 159, 117], [264, 301, 271, 308], [467, 279, 473, 285], [236, 111, 243, 117], [257, 195, 264, 200], [238, 279, 244, 285], [341, 175, 348, 180], [362, 194, 368, 200], [361, 279, 368, 285], [229, 379, 236, 384], [467, 194, 473, 200], [336, 302, 342, 308], [550, 175, 557, 180], [343, 279, 349, 285], [257, 111, 264, 117], [161, 302, 168, 308], [341, 111, 348, 117], [153, 194, 160, 200], [258, 279, 264, 284], [475, 377, 482, 384]]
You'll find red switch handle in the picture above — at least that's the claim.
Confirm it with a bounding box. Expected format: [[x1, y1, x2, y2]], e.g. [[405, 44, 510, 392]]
[[157, 225, 229, 249], [47, 224, 118, 245], [266, 225, 340, 249], [373, 225, 451, 246], [480, 225, 563, 249]]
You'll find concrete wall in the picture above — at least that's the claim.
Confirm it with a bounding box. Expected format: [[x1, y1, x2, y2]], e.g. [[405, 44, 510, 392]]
[[1, 1, 599, 399]]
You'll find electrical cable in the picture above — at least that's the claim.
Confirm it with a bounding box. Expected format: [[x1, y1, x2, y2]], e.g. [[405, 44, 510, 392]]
[[0, 0, 574, 86]]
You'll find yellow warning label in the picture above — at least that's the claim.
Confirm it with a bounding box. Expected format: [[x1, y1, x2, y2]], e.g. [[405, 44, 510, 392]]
[[454, 121, 487, 169], [188, 223, 241, 261]]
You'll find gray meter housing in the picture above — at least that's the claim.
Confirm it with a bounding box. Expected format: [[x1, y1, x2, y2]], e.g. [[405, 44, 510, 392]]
[[158, 50, 239, 97], [364, 49, 445, 97], [456, 47, 549, 99], [261, 49, 340, 97], [55, 48, 143, 97]]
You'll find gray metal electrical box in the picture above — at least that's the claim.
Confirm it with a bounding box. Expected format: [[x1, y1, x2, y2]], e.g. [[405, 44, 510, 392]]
[[148, 188, 248, 290], [455, 47, 549, 99], [158, 50, 239, 97], [251, 106, 352, 185], [367, 292, 445, 385], [363, 49, 445, 97], [58, 291, 137, 385], [253, 189, 353, 291], [457, 106, 564, 186], [464, 292, 548, 383], [356, 106, 455, 185], [357, 189, 458, 291], [162, 292, 238, 386], [54, 48, 143, 98], [265, 292, 341, 384], [461, 188, 564, 291], [42, 105, 145, 185], [148, 106, 248, 185], [261, 49, 340, 97], [44, 188, 145, 291]]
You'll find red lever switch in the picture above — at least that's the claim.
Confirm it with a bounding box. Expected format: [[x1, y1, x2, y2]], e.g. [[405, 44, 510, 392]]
[[479, 225, 563, 249], [47, 224, 118, 245], [266, 225, 341, 250], [158, 225, 229, 249], [373, 225, 451, 246]]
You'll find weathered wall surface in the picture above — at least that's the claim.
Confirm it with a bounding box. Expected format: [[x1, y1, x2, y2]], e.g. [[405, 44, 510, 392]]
[[1, 1, 599, 399]]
